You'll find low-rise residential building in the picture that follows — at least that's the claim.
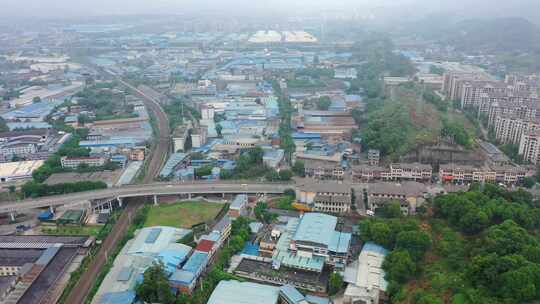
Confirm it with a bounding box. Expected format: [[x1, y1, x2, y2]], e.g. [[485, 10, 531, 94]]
[[352, 163, 432, 182], [439, 163, 525, 184], [60, 156, 106, 169], [365, 182, 427, 215], [351, 165, 389, 182], [367, 149, 380, 166], [304, 160, 345, 180], [389, 163, 432, 181], [296, 180, 352, 214]]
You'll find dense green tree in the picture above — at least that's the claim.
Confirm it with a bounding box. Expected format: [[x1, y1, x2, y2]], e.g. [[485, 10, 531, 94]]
[[361, 220, 393, 249], [135, 262, 176, 304], [292, 161, 305, 177], [328, 272, 344, 296], [379, 201, 403, 218], [383, 250, 416, 283], [459, 208, 489, 234], [215, 123, 223, 138], [317, 96, 332, 110], [395, 230, 432, 261]]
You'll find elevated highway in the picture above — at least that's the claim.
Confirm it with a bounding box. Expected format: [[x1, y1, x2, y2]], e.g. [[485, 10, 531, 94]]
[[0, 182, 291, 213]]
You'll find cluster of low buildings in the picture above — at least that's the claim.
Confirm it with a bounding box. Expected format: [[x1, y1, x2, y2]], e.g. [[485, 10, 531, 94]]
[[93, 215, 232, 304]]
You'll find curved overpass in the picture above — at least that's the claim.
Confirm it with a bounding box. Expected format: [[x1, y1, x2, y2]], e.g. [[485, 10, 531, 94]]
[[0, 182, 291, 213]]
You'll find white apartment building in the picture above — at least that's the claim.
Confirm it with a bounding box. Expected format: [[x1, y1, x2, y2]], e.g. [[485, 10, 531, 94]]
[[60, 156, 106, 169], [494, 115, 540, 145], [519, 132, 540, 164], [460, 81, 514, 109], [488, 101, 540, 127]]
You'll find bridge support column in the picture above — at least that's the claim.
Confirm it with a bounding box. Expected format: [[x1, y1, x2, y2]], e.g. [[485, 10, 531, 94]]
[[108, 200, 112, 211], [49, 206, 55, 214], [9, 212, 15, 222], [153, 195, 158, 206], [188, 193, 191, 199], [222, 193, 225, 199], [118, 197, 123, 208]]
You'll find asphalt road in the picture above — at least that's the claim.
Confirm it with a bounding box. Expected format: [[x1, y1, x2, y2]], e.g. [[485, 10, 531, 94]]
[[0, 182, 290, 213]]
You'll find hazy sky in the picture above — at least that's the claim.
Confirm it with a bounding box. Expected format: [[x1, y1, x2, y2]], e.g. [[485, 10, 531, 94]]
[[1, 0, 539, 21]]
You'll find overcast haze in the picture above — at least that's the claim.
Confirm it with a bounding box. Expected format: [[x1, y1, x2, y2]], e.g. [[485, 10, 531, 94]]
[[1, 0, 540, 22]]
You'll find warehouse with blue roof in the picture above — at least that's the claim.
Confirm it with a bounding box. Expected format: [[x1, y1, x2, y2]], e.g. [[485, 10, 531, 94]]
[[92, 226, 192, 304], [207, 280, 280, 304]]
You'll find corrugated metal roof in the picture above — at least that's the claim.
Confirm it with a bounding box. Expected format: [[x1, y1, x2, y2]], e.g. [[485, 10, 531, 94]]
[[305, 295, 330, 304], [145, 228, 162, 244], [328, 231, 351, 254], [195, 239, 215, 253], [292, 213, 337, 247], [35, 244, 61, 265], [117, 267, 133, 282], [280, 285, 305, 303], [98, 290, 136, 304], [182, 251, 208, 274], [207, 280, 279, 304], [169, 269, 195, 285]]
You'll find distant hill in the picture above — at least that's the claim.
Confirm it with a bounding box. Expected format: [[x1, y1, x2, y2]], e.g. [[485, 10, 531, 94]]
[[444, 17, 540, 52], [402, 16, 540, 53]]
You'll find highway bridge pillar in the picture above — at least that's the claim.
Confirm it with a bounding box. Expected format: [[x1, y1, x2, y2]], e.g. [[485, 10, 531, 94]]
[[153, 195, 158, 205], [188, 193, 191, 199], [49, 206, 55, 214], [9, 212, 15, 222], [118, 197, 123, 208]]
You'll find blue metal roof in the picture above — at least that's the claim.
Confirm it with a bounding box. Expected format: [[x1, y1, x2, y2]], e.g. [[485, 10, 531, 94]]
[[305, 295, 330, 304], [98, 291, 136, 304], [7, 122, 51, 130], [241, 242, 259, 256], [36, 245, 60, 265], [363, 242, 389, 256], [207, 280, 280, 304], [79, 138, 139, 148], [145, 228, 162, 243], [159, 153, 189, 177], [182, 250, 208, 274], [279, 285, 305, 304], [292, 132, 321, 140], [292, 213, 337, 247], [328, 231, 351, 254], [169, 269, 195, 285], [117, 267, 133, 282]]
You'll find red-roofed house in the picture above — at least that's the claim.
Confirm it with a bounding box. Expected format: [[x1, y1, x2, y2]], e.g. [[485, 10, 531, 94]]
[[195, 239, 216, 257]]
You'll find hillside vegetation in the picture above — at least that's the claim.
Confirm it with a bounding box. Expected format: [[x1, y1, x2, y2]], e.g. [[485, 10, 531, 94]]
[[361, 184, 540, 304]]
